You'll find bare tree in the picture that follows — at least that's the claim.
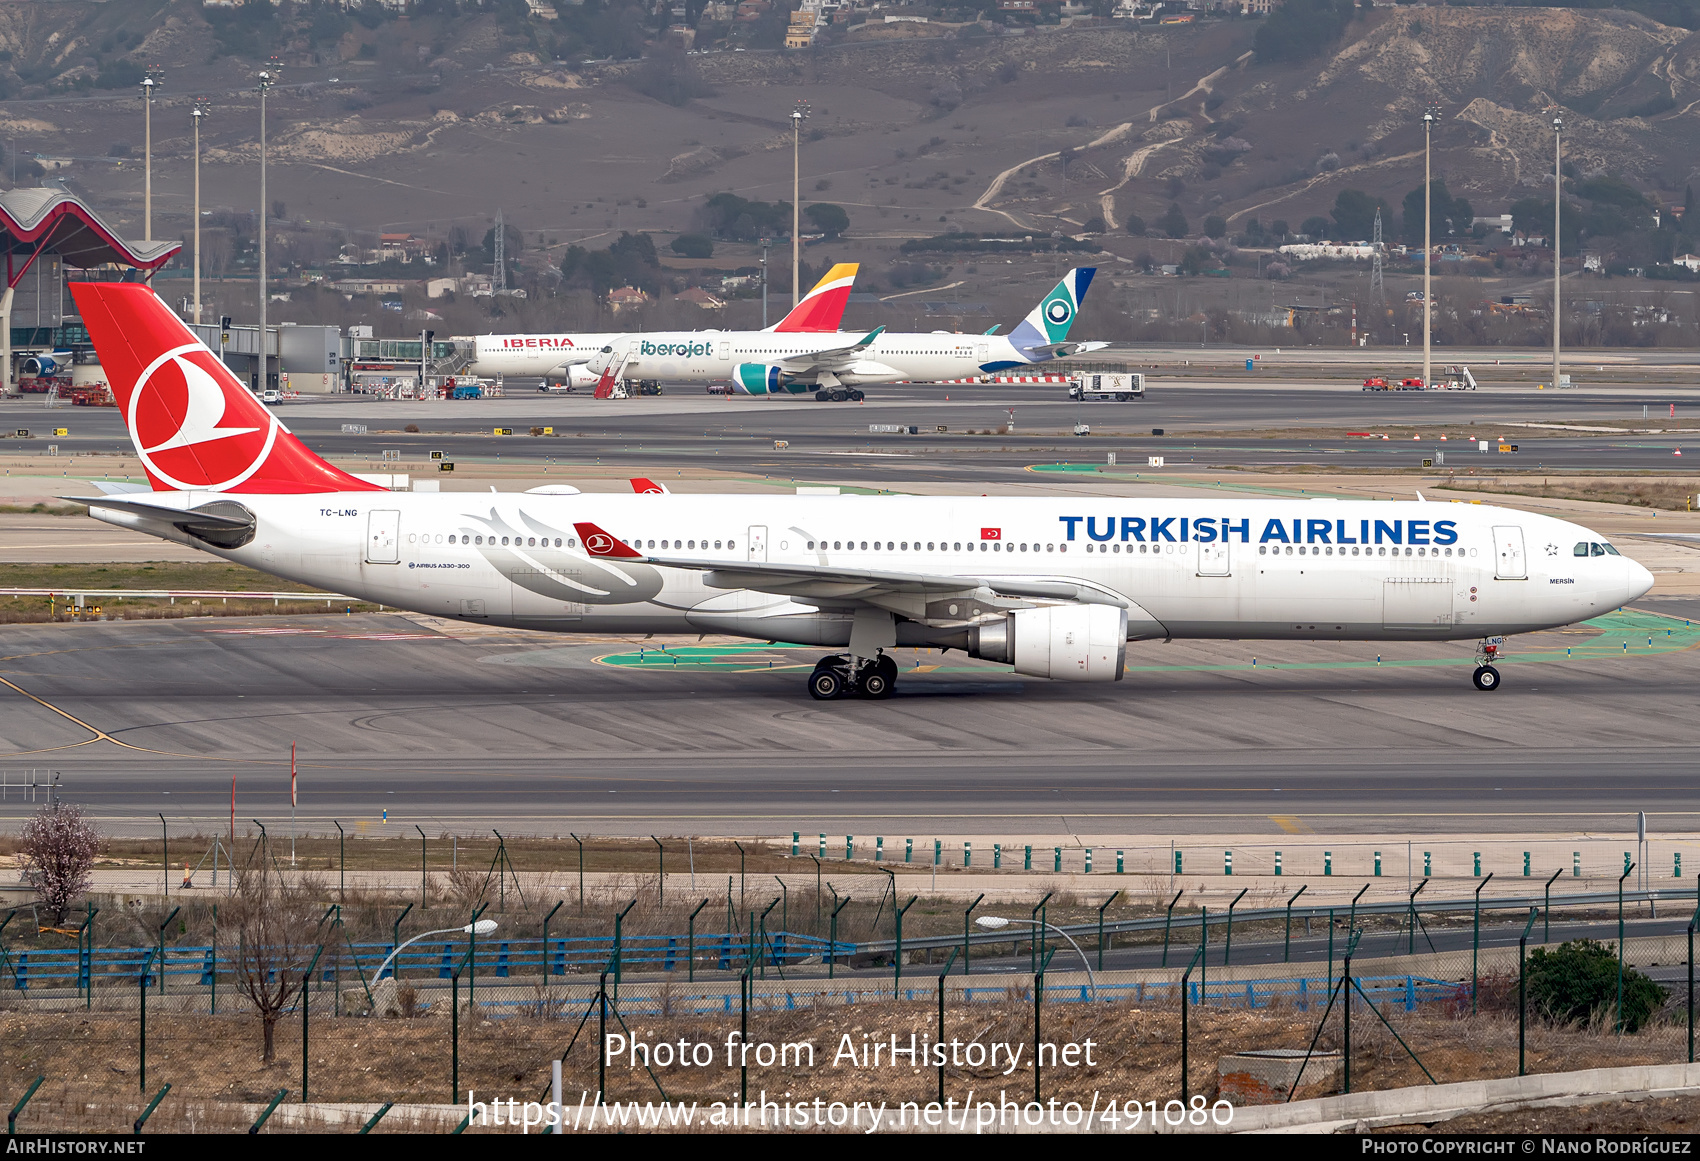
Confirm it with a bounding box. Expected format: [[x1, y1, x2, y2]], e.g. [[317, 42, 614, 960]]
[[230, 850, 320, 1062], [19, 802, 101, 924]]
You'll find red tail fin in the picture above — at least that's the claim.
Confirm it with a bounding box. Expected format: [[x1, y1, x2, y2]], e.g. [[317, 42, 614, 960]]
[[629, 478, 669, 494], [574, 522, 643, 558], [69, 282, 382, 494], [770, 262, 857, 333]]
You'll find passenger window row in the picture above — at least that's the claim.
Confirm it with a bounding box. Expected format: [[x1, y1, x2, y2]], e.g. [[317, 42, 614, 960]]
[[407, 533, 580, 548], [1258, 545, 1464, 558], [803, 540, 1065, 554]]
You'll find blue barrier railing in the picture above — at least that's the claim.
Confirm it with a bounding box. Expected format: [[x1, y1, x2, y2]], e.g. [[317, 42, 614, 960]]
[[2, 930, 848, 991]]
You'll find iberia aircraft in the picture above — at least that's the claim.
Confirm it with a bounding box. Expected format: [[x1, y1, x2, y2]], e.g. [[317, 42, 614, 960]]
[[469, 262, 859, 391], [588, 267, 1108, 401], [70, 281, 1652, 700]]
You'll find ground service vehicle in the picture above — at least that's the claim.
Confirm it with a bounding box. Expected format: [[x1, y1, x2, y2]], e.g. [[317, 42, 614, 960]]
[[1067, 373, 1145, 401]]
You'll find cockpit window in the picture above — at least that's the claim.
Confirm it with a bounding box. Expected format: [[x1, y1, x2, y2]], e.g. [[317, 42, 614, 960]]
[[1590, 543, 1606, 557], [1602, 543, 1621, 556], [1574, 542, 1590, 557]]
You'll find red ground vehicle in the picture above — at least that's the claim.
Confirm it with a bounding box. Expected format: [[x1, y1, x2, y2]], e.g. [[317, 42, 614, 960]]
[[1399, 378, 1426, 389], [1362, 376, 1389, 391]]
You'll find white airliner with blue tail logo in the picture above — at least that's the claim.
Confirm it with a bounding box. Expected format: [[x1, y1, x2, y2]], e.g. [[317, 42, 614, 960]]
[[590, 268, 1106, 401]]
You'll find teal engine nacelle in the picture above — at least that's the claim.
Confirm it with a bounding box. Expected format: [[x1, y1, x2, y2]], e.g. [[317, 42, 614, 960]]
[[732, 364, 807, 395]]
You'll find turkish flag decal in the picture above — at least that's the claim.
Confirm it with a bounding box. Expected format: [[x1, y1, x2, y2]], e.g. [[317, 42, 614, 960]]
[[980, 528, 1002, 541]]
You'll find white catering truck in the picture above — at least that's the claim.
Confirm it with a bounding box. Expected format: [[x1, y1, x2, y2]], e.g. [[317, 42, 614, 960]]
[[1066, 372, 1145, 401]]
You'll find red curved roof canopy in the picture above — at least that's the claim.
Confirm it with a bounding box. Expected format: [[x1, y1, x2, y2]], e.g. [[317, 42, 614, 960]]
[[1, 188, 180, 287]]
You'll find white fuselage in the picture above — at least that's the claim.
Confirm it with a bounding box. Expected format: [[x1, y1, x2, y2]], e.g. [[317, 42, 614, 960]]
[[91, 493, 1652, 649], [613, 331, 1027, 387], [470, 333, 618, 379]]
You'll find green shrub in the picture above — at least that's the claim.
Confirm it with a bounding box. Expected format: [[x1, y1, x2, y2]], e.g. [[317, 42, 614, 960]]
[[1526, 939, 1666, 1033]]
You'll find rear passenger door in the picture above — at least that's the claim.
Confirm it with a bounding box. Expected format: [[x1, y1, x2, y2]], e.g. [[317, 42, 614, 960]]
[[365, 510, 400, 564]]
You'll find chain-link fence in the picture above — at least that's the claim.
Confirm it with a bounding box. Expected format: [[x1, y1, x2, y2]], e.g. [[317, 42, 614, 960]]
[[2, 880, 1697, 1132]]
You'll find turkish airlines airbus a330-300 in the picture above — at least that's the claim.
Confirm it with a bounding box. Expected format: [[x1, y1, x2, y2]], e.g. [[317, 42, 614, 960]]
[[69, 282, 1652, 700]]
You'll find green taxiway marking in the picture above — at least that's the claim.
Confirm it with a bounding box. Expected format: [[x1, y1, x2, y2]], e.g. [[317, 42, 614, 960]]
[[593, 610, 1700, 674]]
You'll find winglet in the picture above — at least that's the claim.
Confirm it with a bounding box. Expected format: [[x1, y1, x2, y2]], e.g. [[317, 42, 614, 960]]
[[630, 477, 670, 495], [574, 522, 644, 559], [857, 325, 886, 347]]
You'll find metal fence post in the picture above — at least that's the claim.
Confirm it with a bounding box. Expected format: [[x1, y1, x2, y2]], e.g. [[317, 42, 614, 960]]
[[1162, 890, 1183, 967], [740, 968, 750, 1105], [1034, 947, 1054, 1105], [1180, 942, 1205, 1102], [613, 898, 636, 998], [1224, 888, 1247, 966], [937, 947, 958, 1106], [301, 944, 323, 1103], [597, 970, 608, 1104], [829, 892, 851, 980], [1343, 935, 1354, 1095], [542, 900, 563, 978], [894, 896, 917, 986], [156, 906, 179, 996], [1407, 879, 1428, 955], [334, 820, 344, 901], [1097, 891, 1120, 971], [1544, 868, 1562, 943], [1688, 894, 1699, 1064], [1473, 872, 1494, 1014], [963, 893, 985, 976], [1284, 885, 1307, 963], [133, 1085, 171, 1136], [1618, 863, 1635, 1033], [688, 898, 708, 983], [138, 950, 154, 1093], [1030, 891, 1054, 973], [1519, 907, 1539, 1076], [8, 1076, 44, 1135], [652, 836, 664, 908], [415, 825, 427, 905]]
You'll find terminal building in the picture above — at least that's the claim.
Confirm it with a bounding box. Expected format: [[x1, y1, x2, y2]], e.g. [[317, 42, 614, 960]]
[[1, 189, 180, 395]]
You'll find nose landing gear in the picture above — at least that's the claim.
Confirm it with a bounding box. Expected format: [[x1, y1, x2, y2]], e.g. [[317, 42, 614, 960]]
[[1472, 636, 1505, 691], [807, 651, 898, 700]]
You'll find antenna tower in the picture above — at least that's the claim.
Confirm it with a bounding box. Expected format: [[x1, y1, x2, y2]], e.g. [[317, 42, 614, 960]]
[[1371, 208, 1385, 303], [493, 209, 507, 295]]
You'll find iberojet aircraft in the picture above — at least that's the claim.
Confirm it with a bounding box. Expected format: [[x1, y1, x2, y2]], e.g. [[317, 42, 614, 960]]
[[469, 262, 859, 389], [589, 267, 1107, 401], [70, 281, 1652, 700]]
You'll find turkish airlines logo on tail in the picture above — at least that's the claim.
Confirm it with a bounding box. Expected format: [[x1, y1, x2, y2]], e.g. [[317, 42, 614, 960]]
[[573, 522, 643, 559], [130, 345, 280, 491]]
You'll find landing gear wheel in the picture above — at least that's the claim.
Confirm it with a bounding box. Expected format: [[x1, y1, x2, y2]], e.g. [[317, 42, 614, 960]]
[[875, 654, 898, 682], [857, 670, 894, 699], [815, 390, 830, 402], [808, 668, 846, 700], [832, 389, 850, 402], [1472, 665, 1501, 691], [813, 654, 847, 672], [848, 389, 865, 402]]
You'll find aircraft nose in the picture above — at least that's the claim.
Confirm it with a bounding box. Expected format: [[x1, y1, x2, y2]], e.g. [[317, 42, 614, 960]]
[[1623, 556, 1655, 604]]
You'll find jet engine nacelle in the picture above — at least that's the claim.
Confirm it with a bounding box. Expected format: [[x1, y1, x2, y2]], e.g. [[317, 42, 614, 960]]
[[20, 354, 60, 377], [733, 364, 797, 395], [967, 604, 1127, 682], [545, 365, 600, 389]]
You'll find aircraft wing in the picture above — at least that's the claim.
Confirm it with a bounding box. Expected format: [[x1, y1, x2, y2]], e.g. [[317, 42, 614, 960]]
[[773, 326, 886, 373], [572, 521, 1126, 624], [1021, 339, 1110, 358]]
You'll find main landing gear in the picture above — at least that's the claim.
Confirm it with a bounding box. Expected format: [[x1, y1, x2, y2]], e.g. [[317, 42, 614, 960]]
[[1472, 636, 1505, 692], [807, 651, 897, 700], [814, 388, 864, 402]]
